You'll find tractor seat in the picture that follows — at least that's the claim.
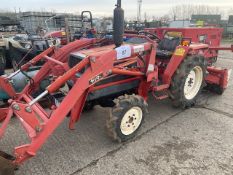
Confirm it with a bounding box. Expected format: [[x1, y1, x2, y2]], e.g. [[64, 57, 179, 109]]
[[156, 37, 181, 59]]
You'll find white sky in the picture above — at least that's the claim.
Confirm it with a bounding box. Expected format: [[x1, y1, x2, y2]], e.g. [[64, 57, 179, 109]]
[[1, 0, 233, 19]]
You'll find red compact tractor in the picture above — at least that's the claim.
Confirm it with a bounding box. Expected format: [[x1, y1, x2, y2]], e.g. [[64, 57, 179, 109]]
[[0, 0, 232, 173]]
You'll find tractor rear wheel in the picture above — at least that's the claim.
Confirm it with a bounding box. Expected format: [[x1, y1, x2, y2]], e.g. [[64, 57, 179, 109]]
[[170, 55, 207, 108], [106, 94, 148, 142]]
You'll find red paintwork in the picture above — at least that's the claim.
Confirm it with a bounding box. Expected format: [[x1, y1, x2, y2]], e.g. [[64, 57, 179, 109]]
[[162, 46, 190, 84], [0, 28, 231, 167], [145, 27, 224, 60], [145, 27, 223, 46], [206, 67, 230, 89], [44, 30, 68, 45]]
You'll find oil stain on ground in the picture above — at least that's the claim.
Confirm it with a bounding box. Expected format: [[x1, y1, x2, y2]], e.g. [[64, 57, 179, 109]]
[[134, 136, 207, 174]]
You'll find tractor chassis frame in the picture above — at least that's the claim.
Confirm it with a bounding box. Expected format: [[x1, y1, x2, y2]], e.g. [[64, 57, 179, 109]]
[[0, 36, 231, 167]]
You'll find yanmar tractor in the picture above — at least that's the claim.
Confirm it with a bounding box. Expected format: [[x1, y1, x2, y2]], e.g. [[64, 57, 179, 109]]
[[0, 0, 232, 174]]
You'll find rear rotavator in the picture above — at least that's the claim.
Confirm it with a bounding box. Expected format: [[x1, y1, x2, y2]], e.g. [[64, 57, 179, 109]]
[[0, 0, 232, 173]]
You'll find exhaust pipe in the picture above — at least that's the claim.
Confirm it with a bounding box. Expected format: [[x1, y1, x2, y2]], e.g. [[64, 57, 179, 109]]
[[113, 0, 124, 47]]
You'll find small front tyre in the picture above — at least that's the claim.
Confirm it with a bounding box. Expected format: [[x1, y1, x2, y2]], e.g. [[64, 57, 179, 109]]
[[106, 94, 148, 142]]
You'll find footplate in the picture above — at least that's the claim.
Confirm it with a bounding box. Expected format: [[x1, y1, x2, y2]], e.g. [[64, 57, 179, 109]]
[[0, 151, 15, 175]]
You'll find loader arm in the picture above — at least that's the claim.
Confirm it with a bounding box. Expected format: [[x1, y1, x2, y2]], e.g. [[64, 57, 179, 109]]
[[0, 40, 154, 166], [13, 51, 116, 164], [0, 50, 115, 164]]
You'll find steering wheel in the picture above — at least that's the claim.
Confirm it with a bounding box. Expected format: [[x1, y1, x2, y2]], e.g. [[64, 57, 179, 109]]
[[138, 31, 161, 42]]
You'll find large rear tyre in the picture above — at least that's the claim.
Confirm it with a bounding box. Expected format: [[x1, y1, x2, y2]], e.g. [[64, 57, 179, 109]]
[[106, 94, 148, 142], [170, 55, 207, 108]]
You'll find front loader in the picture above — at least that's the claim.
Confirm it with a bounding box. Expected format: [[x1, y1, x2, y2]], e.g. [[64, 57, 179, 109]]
[[0, 0, 232, 173]]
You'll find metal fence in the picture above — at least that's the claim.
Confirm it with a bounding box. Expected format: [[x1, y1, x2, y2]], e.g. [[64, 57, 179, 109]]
[[19, 12, 82, 35]]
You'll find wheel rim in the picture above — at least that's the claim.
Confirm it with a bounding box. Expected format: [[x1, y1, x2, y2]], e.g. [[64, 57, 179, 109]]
[[184, 66, 203, 100], [120, 106, 143, 136]]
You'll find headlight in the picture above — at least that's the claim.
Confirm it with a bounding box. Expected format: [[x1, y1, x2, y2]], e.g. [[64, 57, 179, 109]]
[[25, 43, 32, 49]]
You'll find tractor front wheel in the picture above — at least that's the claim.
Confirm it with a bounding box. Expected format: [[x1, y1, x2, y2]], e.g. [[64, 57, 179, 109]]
[[170, 55, 207, 108], [106, 94, 148, 142]]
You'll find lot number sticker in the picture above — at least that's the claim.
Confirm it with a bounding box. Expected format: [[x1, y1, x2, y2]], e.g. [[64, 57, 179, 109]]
[[115, 45, 131, 60]]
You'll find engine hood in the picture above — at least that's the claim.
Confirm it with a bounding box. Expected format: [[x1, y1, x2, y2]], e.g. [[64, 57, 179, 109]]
[[77, 44, 115, 58]]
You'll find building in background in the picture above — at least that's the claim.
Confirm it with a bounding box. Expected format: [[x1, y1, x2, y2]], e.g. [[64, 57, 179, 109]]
[[145, 20, 169, 28], [229, 16, 233, 25], [1, 10, 233, 39], [93, 17, 113, 33], [220, 20, 228, 37], [0, 15, 20, 32], [191, 14, 221, 27], [19, 12, 82, 35], [55, 14, 83, 38], [19, 12, 56, 34], [227, 15, 233, 39], [169, 20, 194, 28]]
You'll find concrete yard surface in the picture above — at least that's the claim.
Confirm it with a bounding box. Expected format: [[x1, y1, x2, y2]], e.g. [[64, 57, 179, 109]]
[[74, 108, 233, 175], [0, 46, 233, 175]]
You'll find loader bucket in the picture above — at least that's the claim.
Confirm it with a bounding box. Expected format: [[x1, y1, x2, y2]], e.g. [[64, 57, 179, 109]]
[[0, 151, 15, 175]]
